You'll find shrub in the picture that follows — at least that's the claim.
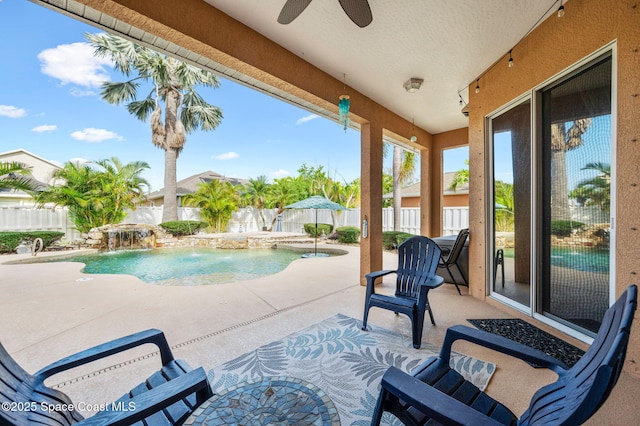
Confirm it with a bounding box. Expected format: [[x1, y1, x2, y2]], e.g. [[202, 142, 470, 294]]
[[303, 223, 333, 238], [159, 220, 208, 236], [335, 226, 360, 244], [382, 231, 416, 250], [0, 231, 64, 253], [551, 220, 584, 237]]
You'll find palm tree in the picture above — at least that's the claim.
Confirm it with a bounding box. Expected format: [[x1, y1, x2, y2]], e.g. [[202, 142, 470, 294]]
[[94, 157, 150, 223], [242, 175, 271, 230], [569, 162, 610, 214], [0, 161, 39, 193], [268, 177, 302, 230], [36, 158, 149, 232], [86, 32, 223, 223], [449, 159, 470, 191], [391, 145, 416, 231], [550, 118, 591, 220], [182, 180, 238, 232]]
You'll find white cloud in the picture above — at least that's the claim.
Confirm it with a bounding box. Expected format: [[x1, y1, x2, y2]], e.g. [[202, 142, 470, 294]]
[[32, 124, 57, 133], [271, 169, 289, 178], [71, 128, 123, 143], [38, 41, 113, 88], [296, 114, 319, 125], [0, 105, 26, 118], [68, 157, 90, 165], [212, 152, 239, 160]]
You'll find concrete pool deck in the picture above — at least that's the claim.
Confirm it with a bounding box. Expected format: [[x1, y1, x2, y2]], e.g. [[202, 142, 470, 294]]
[[1, 240, 639, 424]]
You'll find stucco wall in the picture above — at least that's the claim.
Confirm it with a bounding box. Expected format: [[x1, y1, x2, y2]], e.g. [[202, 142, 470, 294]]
[[467, 0, 640, 376]]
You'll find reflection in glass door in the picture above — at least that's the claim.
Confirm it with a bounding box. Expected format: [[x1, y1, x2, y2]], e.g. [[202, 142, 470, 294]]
[[540, 54, 612, 335], [491, 100, 531, 307]]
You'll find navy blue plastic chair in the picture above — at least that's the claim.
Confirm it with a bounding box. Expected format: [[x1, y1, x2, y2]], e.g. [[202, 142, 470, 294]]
[[0, 329, 212, 426], [437, 228, 469, 295], [362, 236, 444, 349], [371, 284, 637, 425]]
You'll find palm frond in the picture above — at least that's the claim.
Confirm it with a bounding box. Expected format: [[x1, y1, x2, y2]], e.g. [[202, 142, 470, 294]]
[[101, 81, 140, 105], [127, 97, 156, 121]]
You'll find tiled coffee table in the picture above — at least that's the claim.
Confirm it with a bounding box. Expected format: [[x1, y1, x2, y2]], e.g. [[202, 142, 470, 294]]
[[184, 376, 340, 425]]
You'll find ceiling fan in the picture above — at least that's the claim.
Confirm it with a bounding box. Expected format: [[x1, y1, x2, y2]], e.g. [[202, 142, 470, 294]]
[[278, 0, 373, 28]]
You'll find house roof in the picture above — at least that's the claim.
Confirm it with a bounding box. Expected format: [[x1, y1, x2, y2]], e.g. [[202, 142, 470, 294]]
[[147, 170, 247, 200], [383, 172, 469, 199], [0, 149, 62, 171]]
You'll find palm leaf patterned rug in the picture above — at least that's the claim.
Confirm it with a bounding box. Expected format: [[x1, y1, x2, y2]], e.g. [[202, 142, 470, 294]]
[[207, 314, 495, 425]]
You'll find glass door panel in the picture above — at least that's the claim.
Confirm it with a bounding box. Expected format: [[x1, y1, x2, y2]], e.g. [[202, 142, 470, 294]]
[[540, 55, 612, 335], [491, 100, 531, 307]]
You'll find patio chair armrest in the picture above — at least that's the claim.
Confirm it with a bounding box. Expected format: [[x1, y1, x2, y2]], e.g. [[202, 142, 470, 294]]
[[439, 325, 569, 373], [365, 269, 396, 291], [35, 329, 175, 382], [380, 366, 504, 426], [77, 367, 212, 426]]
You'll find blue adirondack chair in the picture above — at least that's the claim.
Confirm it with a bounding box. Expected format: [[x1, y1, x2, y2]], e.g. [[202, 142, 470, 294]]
[[0, 329, 212, 425], [362, 236, 444, 349], [371, 284, 637, 425]]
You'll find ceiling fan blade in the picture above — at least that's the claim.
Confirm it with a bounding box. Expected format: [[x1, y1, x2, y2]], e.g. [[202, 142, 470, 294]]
[[278, 0, 313, 24], [338, 0, 372, 28]]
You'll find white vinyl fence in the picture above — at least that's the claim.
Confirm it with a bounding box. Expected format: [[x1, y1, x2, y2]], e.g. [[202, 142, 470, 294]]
[[0, 205, 471, 240], [0, 206, 82, 242]]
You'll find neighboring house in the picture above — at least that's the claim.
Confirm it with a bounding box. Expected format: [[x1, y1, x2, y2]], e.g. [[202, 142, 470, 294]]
[[146, 170, 247, 206], [0, 149, 61, 206], [383, 172, 469, 208]]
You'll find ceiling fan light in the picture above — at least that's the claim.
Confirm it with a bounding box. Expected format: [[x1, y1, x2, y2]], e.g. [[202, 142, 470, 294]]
[[404, 78, 423, 93]]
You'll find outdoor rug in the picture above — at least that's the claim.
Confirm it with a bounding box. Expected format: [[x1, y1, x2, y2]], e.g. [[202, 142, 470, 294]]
[[468, 318, 585, 368], [207, 314, 495, 425]]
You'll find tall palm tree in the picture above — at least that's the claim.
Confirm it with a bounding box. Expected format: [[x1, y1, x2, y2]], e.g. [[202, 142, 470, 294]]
[[0, 161, 39, 193], [182, 180, 238, 232], [86, 32, 223, 222], [550, 118, 591, 220], [391, 145, 416, 231]]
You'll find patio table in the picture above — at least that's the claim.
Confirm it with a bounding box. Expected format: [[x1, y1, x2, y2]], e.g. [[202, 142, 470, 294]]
[[184, 376, 340, 425]]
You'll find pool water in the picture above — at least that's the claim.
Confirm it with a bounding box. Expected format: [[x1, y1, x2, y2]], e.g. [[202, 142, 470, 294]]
[[501, 247, 609, 273], [44, 248, 303, 286]]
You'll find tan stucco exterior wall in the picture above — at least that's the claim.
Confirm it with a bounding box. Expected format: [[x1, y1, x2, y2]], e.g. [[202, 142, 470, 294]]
[[467, 0, 640, 376]]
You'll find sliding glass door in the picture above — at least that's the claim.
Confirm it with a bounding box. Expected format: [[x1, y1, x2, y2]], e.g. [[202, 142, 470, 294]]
[[491, 100, 531, 308], [539, 54, 612, 335], [489, 51, 613, 337]]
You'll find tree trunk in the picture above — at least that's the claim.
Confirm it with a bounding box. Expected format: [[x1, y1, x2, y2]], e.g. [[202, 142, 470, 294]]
[[392, 145, 402, 231], [162, 149, 179, 222], [550, 123, 570, 221]]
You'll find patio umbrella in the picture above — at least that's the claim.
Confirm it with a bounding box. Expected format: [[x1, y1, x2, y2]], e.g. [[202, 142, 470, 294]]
[[284, 195, 348, 257]]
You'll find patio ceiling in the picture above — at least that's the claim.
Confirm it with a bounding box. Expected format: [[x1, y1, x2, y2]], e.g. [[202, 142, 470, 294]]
[[205, 0, 562, 134], [34, 0, 562, 137]]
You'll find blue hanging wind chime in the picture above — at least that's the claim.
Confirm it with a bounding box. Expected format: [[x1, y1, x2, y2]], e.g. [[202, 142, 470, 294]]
[[338, 94, 350, 132]]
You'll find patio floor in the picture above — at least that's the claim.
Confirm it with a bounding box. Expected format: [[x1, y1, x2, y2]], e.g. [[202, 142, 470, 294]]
[[1, 241, 638, 424]]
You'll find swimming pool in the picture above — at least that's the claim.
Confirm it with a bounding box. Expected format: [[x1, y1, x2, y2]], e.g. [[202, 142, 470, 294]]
[[39, 247, 305, 286], [502, 247, 609, 273]]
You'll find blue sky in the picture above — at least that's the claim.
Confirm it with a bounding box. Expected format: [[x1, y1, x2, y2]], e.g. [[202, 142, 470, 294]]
[[0, 0, 379, 192]]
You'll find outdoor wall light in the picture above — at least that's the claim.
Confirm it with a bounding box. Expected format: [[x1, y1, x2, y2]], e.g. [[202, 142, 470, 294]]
[[403, 78, 423, 93]]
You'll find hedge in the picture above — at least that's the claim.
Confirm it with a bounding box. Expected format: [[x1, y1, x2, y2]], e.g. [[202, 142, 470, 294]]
[[0, 231, 65, 253], [551, 220, 584, 237], [303, 223, 333, 238], [382, 231, 416, 250], [159, 220, 208, 236], [335, 226, 360, 244]]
